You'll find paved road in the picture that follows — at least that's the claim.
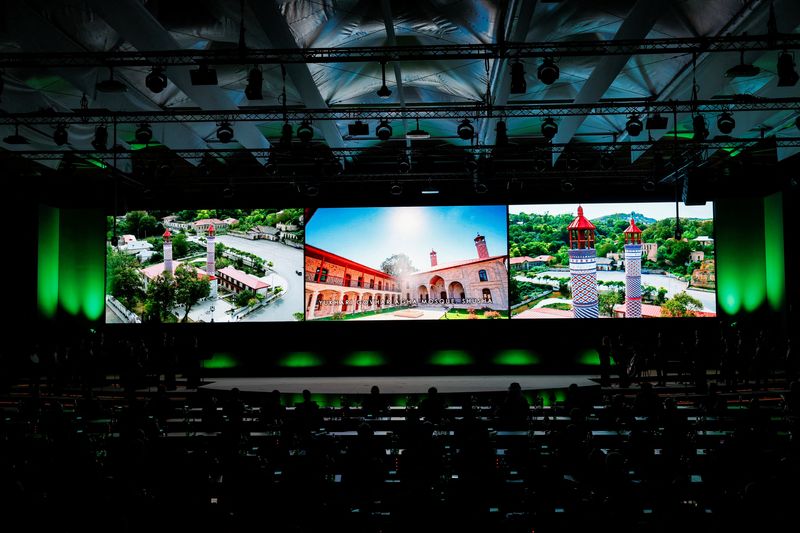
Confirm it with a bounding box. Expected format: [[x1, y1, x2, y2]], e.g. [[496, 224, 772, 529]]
[[213, 235, 304, 321]]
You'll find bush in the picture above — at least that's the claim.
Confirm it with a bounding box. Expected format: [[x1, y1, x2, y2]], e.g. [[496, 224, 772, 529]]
[[484, 310, 501, 319]]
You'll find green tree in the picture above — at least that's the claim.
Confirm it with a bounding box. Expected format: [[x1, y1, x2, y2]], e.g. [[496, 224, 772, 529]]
[[380, 253, 417, 276], [598, 290, 624, 317], [145, 272, 176, 322], [171, 233, 189, 258], [558, 279, 571, 298], [293, 312, 305, 321], [139, 215, 159, 237], [273, 286, 283, 295], [509, 276, 522, 305], [123, 211, 147, 237], [655, 288, 668, 305], [661, 291, 703, 317], [109, 261, 143, 308], [175, 264, 211, 322], [235, 289, 257, 307]]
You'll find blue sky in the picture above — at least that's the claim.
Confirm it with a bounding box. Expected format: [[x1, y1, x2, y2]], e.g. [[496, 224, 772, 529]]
[[307, 205, 508, 271], [509, 201, 714, 221]]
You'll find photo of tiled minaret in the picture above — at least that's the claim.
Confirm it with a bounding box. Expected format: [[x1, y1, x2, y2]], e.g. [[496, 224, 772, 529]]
[[567, 206, 598, 318], [623, 218, 643, 318]]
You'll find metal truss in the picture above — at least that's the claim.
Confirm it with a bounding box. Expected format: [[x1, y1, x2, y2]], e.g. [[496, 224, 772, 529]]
[[1, 34, 798, 68], [2, 97, 799, 126], [6, 137, 799, 162]]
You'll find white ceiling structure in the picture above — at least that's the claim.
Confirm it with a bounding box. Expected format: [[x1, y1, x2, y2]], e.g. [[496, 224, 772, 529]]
[[1, 0, 799, 182]]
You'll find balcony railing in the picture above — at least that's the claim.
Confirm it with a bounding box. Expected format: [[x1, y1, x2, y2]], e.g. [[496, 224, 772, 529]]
[[305, 272, 401, 292]]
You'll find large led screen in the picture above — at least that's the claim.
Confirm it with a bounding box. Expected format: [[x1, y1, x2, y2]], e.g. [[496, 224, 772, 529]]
[[305, 206, 509, 320], [509, 203, 716, 319], [105, 209, 305, 323]]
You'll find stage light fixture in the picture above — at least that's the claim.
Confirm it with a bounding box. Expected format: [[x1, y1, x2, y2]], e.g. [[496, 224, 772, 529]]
[[495, 121, 509, 146], [281, 122, 293, 145], [642, 177, 656, 192], [566, 155, 580, 172], [91, 125, 108, 151], [264, 161, 278, 175], [473, 176, 488, 194], [457, 119, 474, 140], [406, 118, 430, 139], [646, 113, 669, 130], [625, 114, 643, 137], [96, 69, 127, 93], [717, 112, 736, 135], [53, 124, 68, 146], [347, 120, 370, 136], [145, 66, 168, 93], [692, 115, 709, 141], [390, 182, 403, 195], [777, 51, 799, 87], [537, 58, 559, 85], [533, 155, 549, 173], [398, 155, 411, 173], [297, 120, 314, 142], [464, 155, 479, 173], [304, 184, 320, 197], [135, 123, 153, 144], [599, 152, 615, 170], [216, 121, 234, 143], [190, 64, 218, 85], [3, 124, 28, 145], [375, 119, 393, 141], [510, 60, 526, 94], [244, 66, 263, 100], [223, 186, 235, 199], [541, 117, 558, 140], [726, 51, 760, 78], [560, 179, 575, 192], [377, 61, 392, 99]]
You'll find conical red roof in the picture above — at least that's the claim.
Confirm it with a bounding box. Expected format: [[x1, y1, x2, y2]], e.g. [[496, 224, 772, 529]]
[[567, 206, 596, 230], [163, 229, 172, 238], [623, 218, 642, 234], [208, 224, 215, 235]]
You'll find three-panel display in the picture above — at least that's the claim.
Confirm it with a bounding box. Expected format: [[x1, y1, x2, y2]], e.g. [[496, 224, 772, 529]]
[[105, 203, 716, 323]]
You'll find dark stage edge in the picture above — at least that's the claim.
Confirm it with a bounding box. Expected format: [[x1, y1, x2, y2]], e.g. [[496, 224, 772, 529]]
[[200, 375, 597, 395]]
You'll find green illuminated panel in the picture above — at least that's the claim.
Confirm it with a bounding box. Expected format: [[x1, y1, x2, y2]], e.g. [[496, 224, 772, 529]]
[[343, 351, 386, 367], [493, 349, 539, 365], [37, 205, 60, 319], [58, 209, 105, 320], [764, 193, 785, 311], [578, 349, 601, 366], [428, 350, 473, 366], [203, 352, 239, 369], [279, 352, 324, 368]]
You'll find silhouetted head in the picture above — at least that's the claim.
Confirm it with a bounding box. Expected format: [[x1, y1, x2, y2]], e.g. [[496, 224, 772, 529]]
[[302, 389, 311, 401], [428, 387, 438, 396], [370, 385, 380, 396]]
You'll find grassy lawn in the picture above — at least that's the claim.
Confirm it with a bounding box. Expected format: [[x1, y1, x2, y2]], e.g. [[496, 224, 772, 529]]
[[543, 302, 572, 311], [312, 307, 402, 321], [440, 308, 509, 320]]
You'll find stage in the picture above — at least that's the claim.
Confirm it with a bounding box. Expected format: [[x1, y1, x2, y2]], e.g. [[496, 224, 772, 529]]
[[200, 375, 597, 395]]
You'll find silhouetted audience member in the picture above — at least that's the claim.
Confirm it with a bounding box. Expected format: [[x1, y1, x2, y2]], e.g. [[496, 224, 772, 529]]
[[260, 389, 286, 427], [419, 386, 446, 424], [362, 385, 389, 418], [295, 389, 322, 432], [497, 382, 530, 428]]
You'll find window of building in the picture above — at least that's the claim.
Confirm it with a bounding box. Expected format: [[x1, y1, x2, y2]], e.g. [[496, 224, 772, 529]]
[[378, 280, 382, 290], [344, 273, 352, 287], [358, 276, 363, 288], [478, 269, 488, 282], [315, 267, 328, 282], [370, 279, 375, 289], [482, 289, 492, 302]]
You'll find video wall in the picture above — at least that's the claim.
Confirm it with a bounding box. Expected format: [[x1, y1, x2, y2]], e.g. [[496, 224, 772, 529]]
[[101, 202, 717, 324]]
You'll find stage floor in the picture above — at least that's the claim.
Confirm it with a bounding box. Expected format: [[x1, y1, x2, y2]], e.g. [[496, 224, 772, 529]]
[[200, 375, 597, 395]]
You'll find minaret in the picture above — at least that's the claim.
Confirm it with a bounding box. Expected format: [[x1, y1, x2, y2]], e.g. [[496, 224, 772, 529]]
[[430, 249, 438, 267], [567, 206, 598, 318], [163, 229, 173, 274], [206, 224, 218, 299], [474, 233, 489, 258], [623, 218, 643, 318]]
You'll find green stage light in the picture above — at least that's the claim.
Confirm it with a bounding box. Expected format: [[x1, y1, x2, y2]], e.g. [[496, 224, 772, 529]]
[[343, 351, 386, 367], [764, 193, 785, 312], [203, 352, 239, 369], [493, 349, 539, 365], [280, 352, 323, 368], [37, 206, 60, 319], [429, 350, 473, 366], [578, 349, 601, 366]]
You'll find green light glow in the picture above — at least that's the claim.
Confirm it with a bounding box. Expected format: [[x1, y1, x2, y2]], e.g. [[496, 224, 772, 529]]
[[129, 142, 162, 151], [86, 159, 108, 169], [37, 206, 60, 319], [343, 351, 386, 367], [664, 132, 695, 140], [80, 209, 106, 320], [279, 352, 324, 368], [203, 352, 238, 369], [578, 349, 601, 366], [428, 350, 473, 366], [493, 349, 539, 365], [764, 193, 785, 311]]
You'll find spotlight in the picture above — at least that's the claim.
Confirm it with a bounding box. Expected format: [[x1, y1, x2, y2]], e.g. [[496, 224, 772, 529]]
[[642, 177, 656, 192], [600, 152, 615, 170], [264, 161, 278, 175], [157, 162, 174, 178], [375, 119, 393, 141], [91, 125, 108, 151], [726, 51, 760, 78], [223, 186, 235, 199], [496, 121, 509, 146], [135, 123, 153, 144], [646, 113, 669, 130], [216, 122, 234, 143], [566, 155, 580, 172], [464, 155, 478, 173], [406, 118, 430, 139], [347, 120, 369, 136], [304, 183, 320, 197], [473, 177, 488, 194], [510, 60, 526, 94], [533, 155, 549, 173], [53, 124, 68, 146], [377, 61, 392, 99], [692, 115, 709, 141], [398, 155, 411, 173], [145, 66, 168, 93], [96, 69, 127, 93], [190, 64, 218, 86], [457, 119, 474, 140], [537, 58, 559, 85], [281, 122, 293, 145], [297, 120, 314, 142], [390, 182, 403, 195], [777, 51, 799, 87], [717, 112, 735, 135], [560, 179, 575, 192], [625, 114, 643, 137], [244, 66, 263, 100], [541, 117, 558, 141]]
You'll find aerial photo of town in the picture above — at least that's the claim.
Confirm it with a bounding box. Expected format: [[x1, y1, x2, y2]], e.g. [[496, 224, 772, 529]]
[[105, 208, 304, 323], [305, 205, 509, 321], [509, 203, 716, 319]]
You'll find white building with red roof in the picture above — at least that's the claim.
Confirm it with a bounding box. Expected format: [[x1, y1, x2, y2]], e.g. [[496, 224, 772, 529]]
[[216, 266, 270, 295], [193, 218, 228, 232]]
